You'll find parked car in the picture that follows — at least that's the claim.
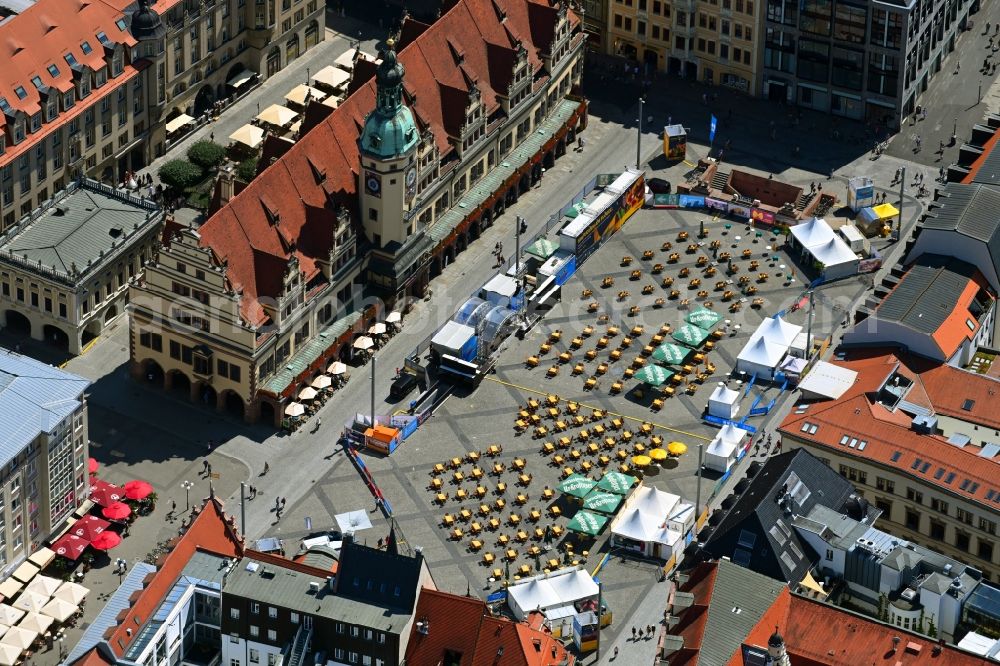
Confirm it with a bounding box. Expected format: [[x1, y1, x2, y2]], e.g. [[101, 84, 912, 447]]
[[647, 177, 672, 194], [389, 373, 419, 400]]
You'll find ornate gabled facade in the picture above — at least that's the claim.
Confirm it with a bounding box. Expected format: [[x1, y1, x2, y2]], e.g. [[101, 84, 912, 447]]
[[129, 0, 587, 425]]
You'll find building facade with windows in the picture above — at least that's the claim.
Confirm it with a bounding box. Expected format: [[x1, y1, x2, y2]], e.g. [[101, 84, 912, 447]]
[[605, 0, 763, 93], [128, 0, 588, 425], [0, 0, 148, 233], [0, 0, 324, 236], [221, 535, 433, 666], [0, 179, 163, 354], [0, 350, 90, 575], [761, 0, 974, 125], [779, 353, 1000, 584]]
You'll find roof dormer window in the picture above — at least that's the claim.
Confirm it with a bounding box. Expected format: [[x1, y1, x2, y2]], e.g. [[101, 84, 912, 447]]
[[64, 53, 78, 68], [0, 97, 10, 114], [47, 64, 59, 78], [115, 18, 127, 31], [97, 31, 110, 47], [81, 41, 93, 55], [30, 76, 43, 89], [13, 86, 27, 100]]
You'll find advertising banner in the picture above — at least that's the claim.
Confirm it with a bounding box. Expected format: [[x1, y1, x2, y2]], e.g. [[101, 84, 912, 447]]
[[572, 175, 646, 259], [678, 194, 705, 209], [750, 208, 775, 224], [728, 203, 751, 218], [705, 198, 729, 213], [652, 193, 679, 208]]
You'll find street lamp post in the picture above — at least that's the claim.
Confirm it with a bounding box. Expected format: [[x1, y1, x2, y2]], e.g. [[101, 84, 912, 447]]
[[181, 480, 194, 510], [58, 637, 65, 660], [636, 97, 645, 169], [115, 558, 127, 585], [306, 67, 310, 85]]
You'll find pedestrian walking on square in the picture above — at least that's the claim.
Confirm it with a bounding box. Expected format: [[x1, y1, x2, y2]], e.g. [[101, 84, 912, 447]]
[[275, 497, 281, 510], [281, 497, 286, 509], [632, 627, 637, 640], [263, 462, 270, 475], [613, 647, 619, 659]]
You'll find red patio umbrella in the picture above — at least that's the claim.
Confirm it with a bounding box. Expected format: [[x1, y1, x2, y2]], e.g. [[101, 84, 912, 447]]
[[124, 480, 154, 501], [101, 502, 132, 521], [90, 531, 122, 551], [88, 458, 98, 475], [51, 533, 89, 561], [90, 479, 124, 507], [71, 515, 110, 541]]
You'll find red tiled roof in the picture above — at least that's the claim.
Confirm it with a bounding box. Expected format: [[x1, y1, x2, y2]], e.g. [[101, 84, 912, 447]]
[[405, 587, 572, 666], [962, 130, 1000, 184], [103, 497, 245, 657], [0, 0, 137, 132], [730, 589, 990, 666], [930, 276, 989, 357], [197, 0, 566, 327], [779, 352, 1000, 513]]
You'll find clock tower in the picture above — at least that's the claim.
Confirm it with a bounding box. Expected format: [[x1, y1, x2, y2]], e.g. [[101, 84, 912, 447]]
[[358, 39, 420, 250]]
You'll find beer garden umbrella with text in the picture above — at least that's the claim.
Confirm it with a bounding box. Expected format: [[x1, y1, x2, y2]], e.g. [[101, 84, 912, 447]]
[[566, 510, 609, 536], [634, 365, 670, 387], [581, 490, 622, 514], [90, 531, 122, 551], [558, 474, 597, 499], [685, 307, 723, 330], [651, 343, 688, 366], [51, 533, 88, 561], [596, 471, 638, 494], [90, 479, 124, 507]]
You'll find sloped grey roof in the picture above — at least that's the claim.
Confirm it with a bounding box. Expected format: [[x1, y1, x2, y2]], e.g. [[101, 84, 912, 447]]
[[0, 181, 157, 279], [699, 561, 785, 666], [922, 183, 1000, 242], [0, 349, 90, 466], [66, 562, 156, 665], [875, 255, 981, 335]]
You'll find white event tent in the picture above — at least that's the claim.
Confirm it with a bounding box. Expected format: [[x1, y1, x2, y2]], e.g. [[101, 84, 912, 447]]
[[609, 485, 695, 560], [789, 217, 860, 280], [704, 424, 749, 473], [736, 315, 803, 380]]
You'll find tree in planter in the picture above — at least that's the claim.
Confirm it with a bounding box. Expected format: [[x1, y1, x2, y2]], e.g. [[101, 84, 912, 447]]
[[187, 140, 226, 171], [158, 159, 203, 193], [236, 156, 259, 183]]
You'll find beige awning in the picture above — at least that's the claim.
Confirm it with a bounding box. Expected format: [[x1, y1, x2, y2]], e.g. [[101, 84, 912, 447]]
[[0, 625, 34, 651], [0, 606, 23, 626], [10, 562, 38, 584], [0, 642, 19, 666], [313, 65, 350, 91], [289, 119, 302, 135], [11, 591, 46, 614], [53, 581, 89, 605], [229, 124, 265, 149], [165, 113, 195, 134], [27, 548, 54, 570], [255, 104, 298, 128], [334, 49, 357, 71], [17, 612, 51, 635], [285, 84, 327, 107], [322, 96, 340, 109], [0, 580, 21, 601], [24, 575, 60, 597], [39, 597, 76, 622], [227, 68, 256, 89]]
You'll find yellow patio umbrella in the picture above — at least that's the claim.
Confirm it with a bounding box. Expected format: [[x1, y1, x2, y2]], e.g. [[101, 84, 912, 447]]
[[649, 448, 668, 461], [668, 441, 688, 456], [631, 455, 652, 467]]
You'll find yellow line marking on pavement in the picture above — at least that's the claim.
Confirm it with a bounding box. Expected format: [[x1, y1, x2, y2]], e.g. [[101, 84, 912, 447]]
[[81, 337, 99, 355], [486, 376, 711, 442], [683, 160, 696, 167]]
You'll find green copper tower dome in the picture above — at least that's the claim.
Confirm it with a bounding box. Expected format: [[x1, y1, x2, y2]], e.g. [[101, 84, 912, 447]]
[[359, 39, 419, 159]]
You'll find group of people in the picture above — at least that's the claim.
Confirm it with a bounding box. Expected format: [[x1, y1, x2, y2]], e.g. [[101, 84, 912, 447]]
[[493, 241, 506, 268]]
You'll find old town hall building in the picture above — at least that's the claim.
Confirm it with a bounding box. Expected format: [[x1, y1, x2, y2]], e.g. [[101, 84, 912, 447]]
[[128, 0, 587, 424]]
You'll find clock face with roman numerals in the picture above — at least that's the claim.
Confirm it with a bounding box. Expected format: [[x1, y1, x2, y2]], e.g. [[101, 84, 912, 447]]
[[406, 167, 416, 188]]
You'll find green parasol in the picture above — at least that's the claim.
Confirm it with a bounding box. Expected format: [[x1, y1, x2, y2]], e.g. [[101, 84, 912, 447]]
[[651, 342, 689, 365], [634, 365, 671, 386], [526, 237, 559, 260], [582, 490, 622, 514], [596, 471, 638, 495], [558, 474, 598, 499], [685, 307, 722, 330], [566, 510, 609, 536], [672, 323, 711, 348]]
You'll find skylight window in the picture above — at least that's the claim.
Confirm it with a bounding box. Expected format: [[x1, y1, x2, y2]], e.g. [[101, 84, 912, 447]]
[[30, 76, 43, 89], [80, 41, 92, 54], [961, 479, 971, 491], [970, 482, 980, 494], [737, 529, 757, 549], [46, 64, 59, 77], [920, 461, 931, 473], [963, 399, 976, 411], [840, 435, 849, 445], [115, 18, 127, 30], [13, 86, 26, 100], [64, 53, 78, 67], [858, 441, 868, 451], [96, 31, 110, 46], [934, 468, 945, 480], [0, 97, 10, 113], [946, 472, 956, 484], [891, 451, 902, 462], [911, 458, 923, 470], [967, 319, 977, 331]]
